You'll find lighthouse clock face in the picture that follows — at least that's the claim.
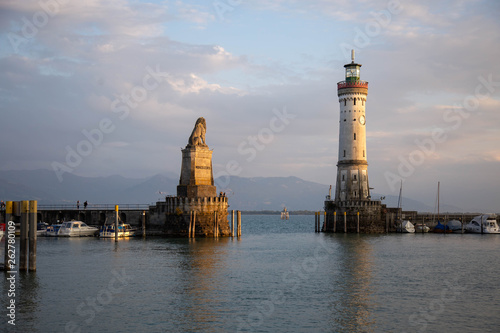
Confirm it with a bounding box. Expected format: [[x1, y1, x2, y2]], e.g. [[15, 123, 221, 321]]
[[359, 115, 366, 125]]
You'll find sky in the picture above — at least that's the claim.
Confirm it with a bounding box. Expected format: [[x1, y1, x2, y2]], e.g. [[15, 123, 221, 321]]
[[0, 0, 499, 212]]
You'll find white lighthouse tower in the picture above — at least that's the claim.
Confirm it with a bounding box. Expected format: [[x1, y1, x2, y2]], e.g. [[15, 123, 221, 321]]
[[323, 51, 387, 233], [334, 50, 370, 203]]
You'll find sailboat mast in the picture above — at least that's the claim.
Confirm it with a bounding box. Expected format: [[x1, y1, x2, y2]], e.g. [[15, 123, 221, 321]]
[[437, 181, 440, 222]]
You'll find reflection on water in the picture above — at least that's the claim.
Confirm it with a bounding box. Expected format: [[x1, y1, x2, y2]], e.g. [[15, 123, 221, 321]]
[[178, 238, 231, 332], [1, 216, 499, 332], [17, 272, 40, 333], [325, 235, 376, 332]]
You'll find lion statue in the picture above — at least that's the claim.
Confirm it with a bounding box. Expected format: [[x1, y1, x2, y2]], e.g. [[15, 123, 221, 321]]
[[188, 117, 207, 147]]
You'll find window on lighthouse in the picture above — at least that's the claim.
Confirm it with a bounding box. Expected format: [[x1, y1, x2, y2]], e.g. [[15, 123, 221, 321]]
[[353, 99, 356, 106], [354, 133, 356, 140]]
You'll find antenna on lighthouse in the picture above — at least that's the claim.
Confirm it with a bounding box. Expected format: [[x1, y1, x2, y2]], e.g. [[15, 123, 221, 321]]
[[351, 49, 355, 63]]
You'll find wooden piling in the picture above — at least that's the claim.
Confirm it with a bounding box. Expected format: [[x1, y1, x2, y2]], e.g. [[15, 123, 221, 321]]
[[333, 211, 337, 233], [4, 201, 13, 271], [214, 211, 218, 238], [28, 200, 37, 271], [20, 200, 29, 271], [192, 211, 196, 238], [231, 210, 235, 237], [323, 212, 326, 232], [317, 212, 320, 232], [237, 210, 241, 237], [142, 211, 146, 238], [343, 212, 347, 233], [357, 211, 360, 233], [188, 211, 192, 238], [115, 205, 119, 242]]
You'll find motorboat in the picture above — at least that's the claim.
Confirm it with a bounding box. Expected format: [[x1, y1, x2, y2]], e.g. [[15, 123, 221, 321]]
[[432, 221, 452, 233], [447, 220, 463, 233], [58, 221, 98, 237], [414, 223, 430, 233], [281, 207, 289, 220], [99, 223, 137, 238], [37, 222, 49, 236], [396, 220, 415, 233], [45, 224, 62, 237], [465, 215, 500, 234]]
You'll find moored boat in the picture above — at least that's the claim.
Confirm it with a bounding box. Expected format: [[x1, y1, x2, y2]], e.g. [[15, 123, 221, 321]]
[[432, 221, 452, 233], [465, 215, 500, 234], [99, 223, 137, 238], [37, 222, 49, 236], [45, 224, 62, 237], [396, 220, 415, 233], [414, 223, 430, 233], [447, 219, 463, 233], [58, 221, 98, 237]]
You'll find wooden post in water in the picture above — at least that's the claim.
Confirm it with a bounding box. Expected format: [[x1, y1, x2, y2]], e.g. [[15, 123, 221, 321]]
[[28, 200, 37, 271], [192, 211, 196, 238], [333, 211, 337, 233], [114, 205, 119, 242], [188, 211, 192, 238], [343, 211, 347, 233], [142, 211, 146, 238], [231, 210, 235, 237], [4, 201, 13, 271], [237, 210, 241, 237], [19, 200, 29, 271], [323, 212, 326, 232], [357, 211, 360, 233]]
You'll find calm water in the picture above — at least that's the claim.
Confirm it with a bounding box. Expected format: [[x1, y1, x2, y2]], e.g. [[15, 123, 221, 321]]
[[1, 215, 499, 333]]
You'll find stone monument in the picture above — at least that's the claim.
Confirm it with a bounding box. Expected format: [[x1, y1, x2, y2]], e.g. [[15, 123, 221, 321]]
[[177, 117, 217, 198], [149, 117, 232, 237]]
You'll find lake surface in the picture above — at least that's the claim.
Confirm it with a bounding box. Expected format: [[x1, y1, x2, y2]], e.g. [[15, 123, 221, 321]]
[[1, 215, 499, 332]]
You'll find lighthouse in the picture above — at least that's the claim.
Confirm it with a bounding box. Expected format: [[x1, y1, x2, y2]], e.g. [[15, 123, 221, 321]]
[[323, 50, 389, 233], [335, 50, 370, 203]]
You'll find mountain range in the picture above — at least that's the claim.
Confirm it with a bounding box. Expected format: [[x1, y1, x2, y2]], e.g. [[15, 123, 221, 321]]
[[0, 169, 467, 212]]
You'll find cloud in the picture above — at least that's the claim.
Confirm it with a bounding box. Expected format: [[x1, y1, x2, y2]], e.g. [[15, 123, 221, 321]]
[[0, 0, 498, 211]]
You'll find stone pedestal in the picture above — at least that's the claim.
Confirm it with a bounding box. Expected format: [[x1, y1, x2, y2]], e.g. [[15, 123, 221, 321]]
[[323, 200, 388, 233], [177, 146, 216, 198]]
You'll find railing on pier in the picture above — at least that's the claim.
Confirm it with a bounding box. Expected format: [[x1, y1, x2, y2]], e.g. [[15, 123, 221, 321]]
[[38, 204, 150, 211]]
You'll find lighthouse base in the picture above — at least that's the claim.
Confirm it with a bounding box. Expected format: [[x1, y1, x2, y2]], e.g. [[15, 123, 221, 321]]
[[323, 200, 398, 233]]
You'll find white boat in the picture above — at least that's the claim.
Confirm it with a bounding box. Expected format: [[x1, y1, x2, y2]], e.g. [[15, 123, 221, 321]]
[[58, 221, 98, 237], [281, 207, 289, 220], [45, 224, 62, 237], [396, 220, 415, 233], [99, 223, 137, 238], [414, 223, 430, 233], [465, 215, 500, 234]]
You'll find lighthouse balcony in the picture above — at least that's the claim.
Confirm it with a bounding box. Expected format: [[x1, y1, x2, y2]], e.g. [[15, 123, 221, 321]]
[[337, 80, 368, 89]]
